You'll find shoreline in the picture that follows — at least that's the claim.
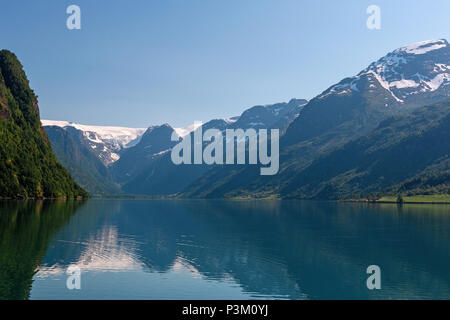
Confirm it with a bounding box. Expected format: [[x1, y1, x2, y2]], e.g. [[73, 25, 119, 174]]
[[1, 197, 449, 205], [0, 196, 87, 201], [340, 199, 450, 205]]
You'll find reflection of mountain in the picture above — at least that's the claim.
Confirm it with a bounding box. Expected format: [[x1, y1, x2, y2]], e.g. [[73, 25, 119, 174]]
[[0, 201, 84, 300], [35, 200, 450, 299], [37, 225, 143, 277]]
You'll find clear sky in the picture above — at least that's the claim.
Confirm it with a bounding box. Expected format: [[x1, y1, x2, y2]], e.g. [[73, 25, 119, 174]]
[[1, 0, 449, 128]]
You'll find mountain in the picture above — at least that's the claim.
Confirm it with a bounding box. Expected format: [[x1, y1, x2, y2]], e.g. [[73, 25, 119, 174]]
[[33, 39, 449, 199], [316, 39, 449, 105], [44, 126, 120, 195], [43, 98, 306, 196], [41, 120, 147, 166], [284, 39, 450, 145], [114, 99, 308, 196], [229, 98, 308, 133], [40, 120, 205, 196], [281, 99, 450, 199], [180, 39, 450, 199], [115, 119, 234, 195], [111, 124, 179, 184], [41, 120, 205, 165], [0, 50, 87, 199]]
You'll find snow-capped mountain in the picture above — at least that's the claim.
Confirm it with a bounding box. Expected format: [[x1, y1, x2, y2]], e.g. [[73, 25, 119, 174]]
[[113, 98, 308, 196], [38, 39, 450, 199], [319, 39, 450, 106], [41, 96, 307, 169], [41, 120, 147, 165], [41, 120, 203, 166], [185, 39, 450, 199]]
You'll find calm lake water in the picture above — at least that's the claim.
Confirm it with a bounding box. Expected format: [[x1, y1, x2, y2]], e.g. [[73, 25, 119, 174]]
[[0, 199, 449, 300]]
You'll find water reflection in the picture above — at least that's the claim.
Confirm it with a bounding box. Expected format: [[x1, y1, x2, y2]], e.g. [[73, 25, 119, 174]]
[[1, 200, 450, 299], [0, 201, 85, 300]]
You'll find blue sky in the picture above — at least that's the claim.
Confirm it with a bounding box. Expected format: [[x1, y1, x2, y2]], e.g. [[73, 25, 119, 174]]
[[1, 0, 449, 127]]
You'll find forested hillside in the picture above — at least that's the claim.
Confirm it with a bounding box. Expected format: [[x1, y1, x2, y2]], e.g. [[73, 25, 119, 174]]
[[0, 50, 87, 199]]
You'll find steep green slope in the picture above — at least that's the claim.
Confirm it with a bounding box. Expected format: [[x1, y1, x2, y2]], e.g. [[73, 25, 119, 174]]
[[0, 50, 87, 199], [45, 126, 120, 195]]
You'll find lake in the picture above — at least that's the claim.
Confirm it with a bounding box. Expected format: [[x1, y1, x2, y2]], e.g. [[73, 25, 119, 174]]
[[0, 199, 449, 300]]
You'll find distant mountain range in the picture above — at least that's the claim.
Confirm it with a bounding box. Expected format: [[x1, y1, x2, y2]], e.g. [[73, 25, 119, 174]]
[[42, 98, 308, 195], [41, 39, 450, 199]]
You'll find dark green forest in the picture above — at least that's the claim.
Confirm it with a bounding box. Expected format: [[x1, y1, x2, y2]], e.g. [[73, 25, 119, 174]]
[[0, 50, 87, 199]]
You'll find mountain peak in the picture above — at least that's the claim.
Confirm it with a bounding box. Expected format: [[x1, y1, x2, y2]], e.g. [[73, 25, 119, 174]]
[[319, 39, 450, 104], [143, 123, 174, 137]]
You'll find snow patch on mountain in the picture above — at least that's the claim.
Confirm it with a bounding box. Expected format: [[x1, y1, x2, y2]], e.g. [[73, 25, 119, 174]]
[[319, 39, 449, 104], [41, 120, 146, 148], [365, 70, 405, 102], [397, 39, 448, 55], [42, 120, 147, 165]]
